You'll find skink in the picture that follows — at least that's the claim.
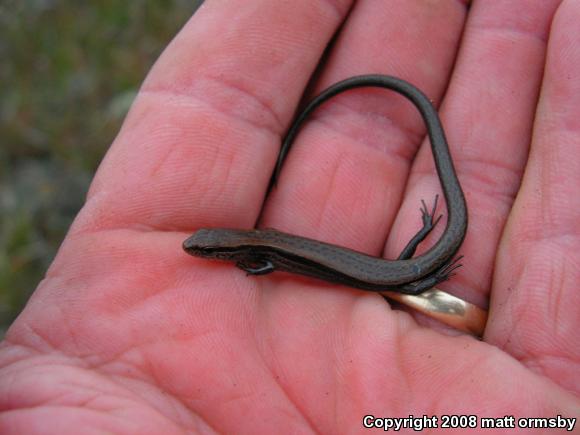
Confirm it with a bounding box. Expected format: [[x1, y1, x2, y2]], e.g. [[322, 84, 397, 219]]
[[183, 75, 467, 295]]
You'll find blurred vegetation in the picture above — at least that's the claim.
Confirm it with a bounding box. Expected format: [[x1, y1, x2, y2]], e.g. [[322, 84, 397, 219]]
[[0, 0, 203, 334]]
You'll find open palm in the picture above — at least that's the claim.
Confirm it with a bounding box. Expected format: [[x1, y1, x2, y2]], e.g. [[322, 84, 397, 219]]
[[1, 1, 579, 433]]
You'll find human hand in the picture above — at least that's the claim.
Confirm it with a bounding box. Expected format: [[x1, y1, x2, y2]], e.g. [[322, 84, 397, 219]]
[[1, 1, 579, 433]]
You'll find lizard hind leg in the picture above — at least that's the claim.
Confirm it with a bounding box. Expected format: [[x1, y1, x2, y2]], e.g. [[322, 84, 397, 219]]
[[397, 195, 443, 260]]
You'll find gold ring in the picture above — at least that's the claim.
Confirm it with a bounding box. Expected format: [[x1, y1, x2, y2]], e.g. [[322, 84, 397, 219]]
[[381, 288, 488, 336]]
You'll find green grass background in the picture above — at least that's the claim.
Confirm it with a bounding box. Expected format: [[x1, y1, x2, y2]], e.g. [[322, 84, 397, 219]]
[[0, 1, 203, 334]]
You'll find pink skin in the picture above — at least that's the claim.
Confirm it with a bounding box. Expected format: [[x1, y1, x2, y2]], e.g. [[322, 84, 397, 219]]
[[1, 0, 579, 433]]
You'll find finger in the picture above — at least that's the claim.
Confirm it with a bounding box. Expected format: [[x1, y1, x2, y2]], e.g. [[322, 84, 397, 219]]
[[400, 0, 562, 314], [486, 0, 580, 394], [74, 0, 354, 234], [262, 0, 468, 257]]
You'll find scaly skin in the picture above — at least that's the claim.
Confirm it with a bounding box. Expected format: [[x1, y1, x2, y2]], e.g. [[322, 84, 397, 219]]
[[1, 1, 579, 433]]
